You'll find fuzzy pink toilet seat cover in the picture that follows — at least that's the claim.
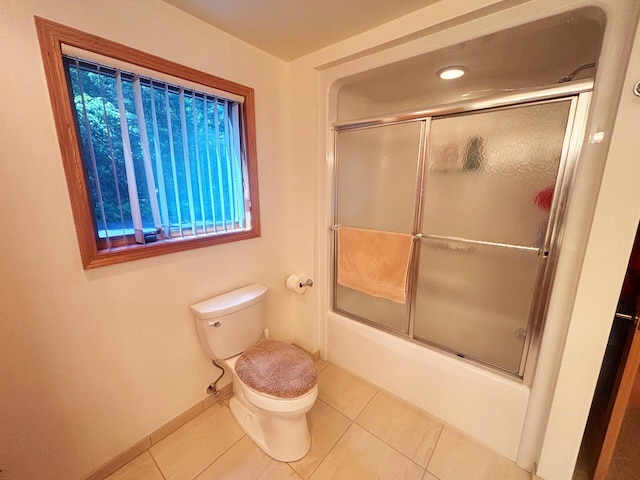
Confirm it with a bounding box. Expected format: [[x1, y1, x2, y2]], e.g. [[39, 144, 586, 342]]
[[235, 340, 318, 398]]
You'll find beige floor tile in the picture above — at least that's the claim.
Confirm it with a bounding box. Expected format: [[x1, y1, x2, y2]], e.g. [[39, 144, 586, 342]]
[[309, 424, 424, 480], [357, 391, 443, 468], [317, 364, 377, 420], [196, 436, 301, 479], [427, 427, 530, 480], [105, 452, 164, 480], [150, 403, 244, 480], [289, 399, 352, 479]]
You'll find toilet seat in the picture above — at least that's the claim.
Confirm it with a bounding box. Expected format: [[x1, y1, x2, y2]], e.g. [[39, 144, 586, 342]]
[[234, 339, 318, 398], [224, 355, 318, 413]]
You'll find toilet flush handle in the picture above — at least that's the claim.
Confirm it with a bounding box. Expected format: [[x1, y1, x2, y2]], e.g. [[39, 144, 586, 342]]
[[207, 321, 221, 327]]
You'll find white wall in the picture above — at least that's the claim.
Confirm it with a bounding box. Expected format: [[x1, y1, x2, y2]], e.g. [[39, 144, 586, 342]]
[[0, 0, 316, 478], [536, 19, 640, 480]]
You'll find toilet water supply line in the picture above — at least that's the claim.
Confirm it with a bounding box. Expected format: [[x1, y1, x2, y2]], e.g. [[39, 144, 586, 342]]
[[206, 327, 273, 396], [207, 360, 225, 396]]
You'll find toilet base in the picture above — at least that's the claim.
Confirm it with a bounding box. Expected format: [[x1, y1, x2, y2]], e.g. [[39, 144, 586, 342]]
[[229, 395, 312, 462]]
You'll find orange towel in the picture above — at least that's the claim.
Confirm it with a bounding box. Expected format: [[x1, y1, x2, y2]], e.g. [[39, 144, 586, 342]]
[[337, 227, 414, 304]]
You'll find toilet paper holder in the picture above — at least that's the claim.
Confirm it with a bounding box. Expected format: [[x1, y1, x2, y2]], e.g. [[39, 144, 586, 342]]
[[299, 278, 313, 288], [286, 274, 313, 294]]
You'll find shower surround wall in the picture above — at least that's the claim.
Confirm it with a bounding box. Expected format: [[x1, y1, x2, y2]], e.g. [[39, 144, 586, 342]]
[[295, 0, 640, 476]]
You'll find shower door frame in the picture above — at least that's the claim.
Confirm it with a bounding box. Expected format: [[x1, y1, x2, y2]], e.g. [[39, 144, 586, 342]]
[[332, 79, 593, 383]]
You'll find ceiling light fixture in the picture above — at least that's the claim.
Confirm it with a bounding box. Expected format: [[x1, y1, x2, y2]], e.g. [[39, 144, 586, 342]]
[[437, 66, 467, 80]]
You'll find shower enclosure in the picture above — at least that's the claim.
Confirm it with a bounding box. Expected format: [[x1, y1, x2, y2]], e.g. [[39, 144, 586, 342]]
[[333, 81, 592, 378]]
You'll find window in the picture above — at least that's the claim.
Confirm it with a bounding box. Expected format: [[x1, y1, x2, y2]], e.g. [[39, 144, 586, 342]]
[[35, 17, 260, 268]]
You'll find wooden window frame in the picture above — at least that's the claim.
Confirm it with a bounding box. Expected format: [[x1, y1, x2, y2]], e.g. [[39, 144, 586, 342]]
[[35, 17, 261, 269]]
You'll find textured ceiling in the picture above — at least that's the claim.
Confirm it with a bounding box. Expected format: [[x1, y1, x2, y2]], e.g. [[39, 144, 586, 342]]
[[162, 0, 440, 61]]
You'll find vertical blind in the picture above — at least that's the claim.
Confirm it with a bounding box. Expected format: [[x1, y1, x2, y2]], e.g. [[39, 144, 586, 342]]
[[64, 55, 250, 247]]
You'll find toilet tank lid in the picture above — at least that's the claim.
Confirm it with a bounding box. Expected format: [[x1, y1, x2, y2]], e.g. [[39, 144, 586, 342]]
[[190, 283, 268, 320]]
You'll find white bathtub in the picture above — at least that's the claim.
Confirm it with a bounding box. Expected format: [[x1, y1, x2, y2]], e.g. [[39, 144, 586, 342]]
[[324, 311, 530, 461]]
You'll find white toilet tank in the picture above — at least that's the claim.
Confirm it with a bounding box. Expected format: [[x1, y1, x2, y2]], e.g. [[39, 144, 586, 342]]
[[191, 283, 268, 360]]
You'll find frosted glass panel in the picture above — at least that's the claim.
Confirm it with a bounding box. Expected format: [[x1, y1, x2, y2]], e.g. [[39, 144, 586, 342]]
[[414, 239, 540, 372], [334, 122, 421, 334], [335, 285, 409, 333], [336, 122, 422, 233], [423, 100, 571, 246], [333, 95, 582, 375]]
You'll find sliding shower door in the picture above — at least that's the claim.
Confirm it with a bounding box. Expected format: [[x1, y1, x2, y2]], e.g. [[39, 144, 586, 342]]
[[333, 84, 591, 378], [334, 121, 424, 333], [414, 100, 573, 373]]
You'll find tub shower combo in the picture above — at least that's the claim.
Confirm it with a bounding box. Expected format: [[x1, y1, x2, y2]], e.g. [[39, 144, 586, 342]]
[[332, 80, 592, 380]]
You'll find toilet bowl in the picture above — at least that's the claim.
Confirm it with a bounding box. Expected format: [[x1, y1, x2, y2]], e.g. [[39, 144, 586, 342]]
[[190, 284, 318, 462], [222, 353, 318, 461]]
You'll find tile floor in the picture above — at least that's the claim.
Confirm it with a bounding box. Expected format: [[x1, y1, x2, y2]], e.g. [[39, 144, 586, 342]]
[[106, 360, 532, 480]]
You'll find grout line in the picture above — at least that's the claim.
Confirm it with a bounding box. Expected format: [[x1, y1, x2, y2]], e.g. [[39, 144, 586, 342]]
[[425, 423, 446, 474], [353, 388, 379, 423], [307, 422, 356, 480], [147, 450, 167, 480], [308, 409, 427, 479], [284, 461, 304, 480], [372, 432, 426, 473], [326, 363, 443, 475], [299, 399, 356, 480], [187, 430, 248, 480], [352, 415, 428, 473]]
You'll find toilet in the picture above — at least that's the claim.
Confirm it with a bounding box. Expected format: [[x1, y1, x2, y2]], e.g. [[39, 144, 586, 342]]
[[190, 283, 318, 462]]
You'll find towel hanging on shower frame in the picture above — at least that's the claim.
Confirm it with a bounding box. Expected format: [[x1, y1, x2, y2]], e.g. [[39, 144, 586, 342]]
[[336, 226, 415, 304]]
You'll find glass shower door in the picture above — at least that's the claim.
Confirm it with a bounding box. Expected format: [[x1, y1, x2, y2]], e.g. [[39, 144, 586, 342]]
[[334, 121, 424, 333], [414, 99, 573, 373]]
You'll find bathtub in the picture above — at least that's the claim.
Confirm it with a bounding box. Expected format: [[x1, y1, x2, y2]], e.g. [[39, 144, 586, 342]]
[[324, 311, 530, 461]]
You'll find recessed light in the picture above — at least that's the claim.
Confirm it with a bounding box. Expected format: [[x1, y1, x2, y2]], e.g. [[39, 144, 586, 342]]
[[437, 66, 467, 80]]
